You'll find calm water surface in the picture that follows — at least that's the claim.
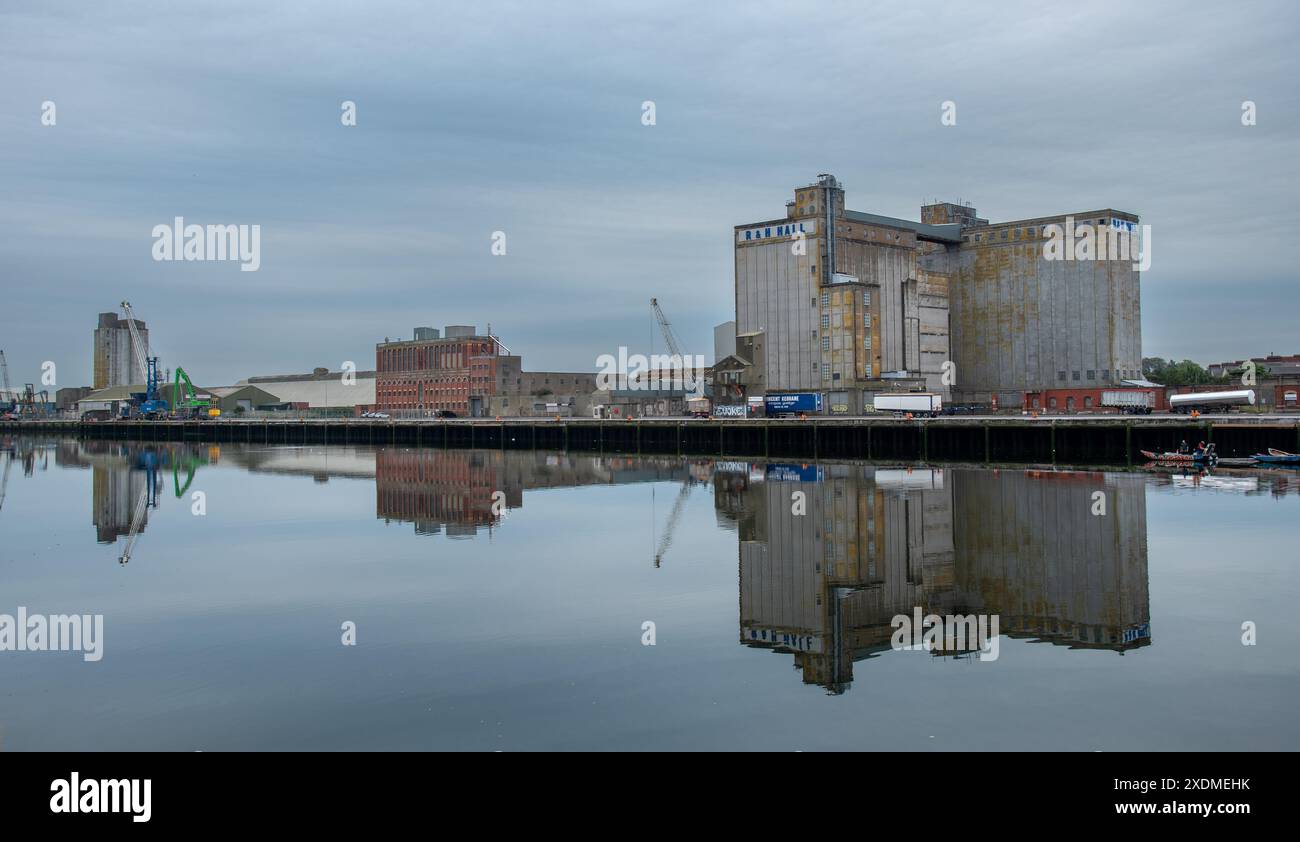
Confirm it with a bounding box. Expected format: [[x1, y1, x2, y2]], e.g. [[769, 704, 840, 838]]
[[1, 437, 1297, 751]]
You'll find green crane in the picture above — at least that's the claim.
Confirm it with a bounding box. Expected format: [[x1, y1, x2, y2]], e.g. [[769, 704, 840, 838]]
[[172, 367, 216, 418]]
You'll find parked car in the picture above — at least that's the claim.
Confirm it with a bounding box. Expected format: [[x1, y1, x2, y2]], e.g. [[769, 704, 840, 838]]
[[434, 409, 458, 418]]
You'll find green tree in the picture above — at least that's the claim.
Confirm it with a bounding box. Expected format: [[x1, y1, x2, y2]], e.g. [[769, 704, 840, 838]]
[[1143, 358, 1230, 387]]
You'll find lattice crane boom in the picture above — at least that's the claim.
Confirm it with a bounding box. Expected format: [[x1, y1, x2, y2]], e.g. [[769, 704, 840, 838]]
[[119, 301, 151, 383], [650, 298, 684, 361]]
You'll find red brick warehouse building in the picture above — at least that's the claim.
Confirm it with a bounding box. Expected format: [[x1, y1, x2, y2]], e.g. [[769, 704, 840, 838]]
[[375, 325, 507, 416], [1023, 385, 1168, 413]]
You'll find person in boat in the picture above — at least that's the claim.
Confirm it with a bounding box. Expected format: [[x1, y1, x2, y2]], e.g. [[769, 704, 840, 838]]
[[1194, 441, 1207, 458], [1178, 439, 1189, 454]]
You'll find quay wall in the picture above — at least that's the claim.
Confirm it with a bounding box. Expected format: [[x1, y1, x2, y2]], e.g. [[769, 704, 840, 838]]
[[4, 418, 1298, 464]]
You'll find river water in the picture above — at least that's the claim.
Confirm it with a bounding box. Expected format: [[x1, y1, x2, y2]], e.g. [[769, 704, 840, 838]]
[[1, 437, 1297, 751]]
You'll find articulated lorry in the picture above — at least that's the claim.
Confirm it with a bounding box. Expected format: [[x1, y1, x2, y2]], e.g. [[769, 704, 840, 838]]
[[872, 392, 943, 418], [1101, 390, 1155, 414]]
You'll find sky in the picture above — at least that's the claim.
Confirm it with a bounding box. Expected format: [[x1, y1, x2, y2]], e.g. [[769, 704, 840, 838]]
[[1, 0, 1296, 389]]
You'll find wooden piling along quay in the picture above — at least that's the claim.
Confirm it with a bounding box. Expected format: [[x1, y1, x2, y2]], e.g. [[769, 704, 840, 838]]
[[5, 417, 1299, 464]]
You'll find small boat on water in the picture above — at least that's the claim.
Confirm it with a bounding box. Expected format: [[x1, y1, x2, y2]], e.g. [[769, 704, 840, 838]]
[[1140, 449, 1215, 464], [1253, 452, 1300, 465], [1268, 448, 1296, 457]]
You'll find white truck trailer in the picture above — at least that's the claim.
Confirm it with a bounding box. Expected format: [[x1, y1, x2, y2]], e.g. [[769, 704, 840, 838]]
[[872, 392, 943, 418], [1101, 390, 1155, 414], [1168, 390, 1255, 414]]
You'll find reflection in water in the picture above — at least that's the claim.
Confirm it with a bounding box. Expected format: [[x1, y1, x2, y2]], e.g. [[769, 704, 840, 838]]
[[371, 448, 709, 538], [49, 440, 219, 547], [722, 465, 1153, 693], [13, 437, 1300, 698]]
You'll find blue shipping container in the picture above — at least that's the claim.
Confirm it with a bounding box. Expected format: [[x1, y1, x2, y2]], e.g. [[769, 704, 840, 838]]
[[764, 393, 821, 414], [765, 464, 823, 482]]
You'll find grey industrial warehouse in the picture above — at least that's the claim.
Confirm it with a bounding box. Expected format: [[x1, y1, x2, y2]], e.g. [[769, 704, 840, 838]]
[[728, 174, 1144, 413]]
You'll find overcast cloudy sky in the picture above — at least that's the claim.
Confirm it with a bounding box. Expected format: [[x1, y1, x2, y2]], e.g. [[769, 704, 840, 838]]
[[1, 0, 1296, 388]]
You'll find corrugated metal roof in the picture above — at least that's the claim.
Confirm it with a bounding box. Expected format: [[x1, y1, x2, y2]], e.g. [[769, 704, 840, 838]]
[[79, 382, 223, 404], [843, 210, 964, 243], [78, 384, 145, 402], [231, 376, 375, 407]]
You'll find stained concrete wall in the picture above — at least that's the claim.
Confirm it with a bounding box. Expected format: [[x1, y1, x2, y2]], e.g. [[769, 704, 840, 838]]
[[736, 464, 1151, 689], [93, 315, 147, 390], [738, 465, 954, 689], [735, 232, 819, 392], [835, 235, 915, 376], [737, 186, 1140, 413], [948, 214, 1142, 406], [713, 321, 736, 364], [949, 468, 1149, 644]]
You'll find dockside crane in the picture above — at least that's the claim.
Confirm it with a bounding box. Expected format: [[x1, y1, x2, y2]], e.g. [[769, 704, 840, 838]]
[[118, 482, 150, 565], [652, 480, 693, 568], [118, 457, 159, 565], [650, 297, 705, 401], [650, 297, 684, 361], [172, 367, 217, 419], [120, 300, 168, 419], [19, 384, 36, 417]]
